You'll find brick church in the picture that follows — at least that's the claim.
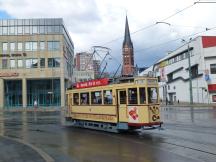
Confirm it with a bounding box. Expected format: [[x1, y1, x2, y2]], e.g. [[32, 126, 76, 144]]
[[122, 16, 134, 76]]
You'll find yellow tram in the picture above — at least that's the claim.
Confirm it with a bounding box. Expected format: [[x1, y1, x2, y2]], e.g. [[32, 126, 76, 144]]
[[65, 77, 162, 132]]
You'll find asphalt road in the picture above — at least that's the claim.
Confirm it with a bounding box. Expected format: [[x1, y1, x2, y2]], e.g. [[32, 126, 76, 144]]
[[0, 106, 216, 162]]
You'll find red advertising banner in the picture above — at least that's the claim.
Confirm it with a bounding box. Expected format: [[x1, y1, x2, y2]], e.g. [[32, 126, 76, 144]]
[[75, 78, 109, 89], [202, 36, 216, 48], [208, 84, 216, 92]]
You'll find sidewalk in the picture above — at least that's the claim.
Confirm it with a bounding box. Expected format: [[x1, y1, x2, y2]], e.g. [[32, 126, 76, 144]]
[[0, 107, 63, 112], [161, 102, 216, 108], [0, 136, 54, 162]]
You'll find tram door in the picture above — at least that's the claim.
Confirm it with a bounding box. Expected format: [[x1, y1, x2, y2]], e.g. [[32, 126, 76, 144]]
[[117, 89, 128, 122]]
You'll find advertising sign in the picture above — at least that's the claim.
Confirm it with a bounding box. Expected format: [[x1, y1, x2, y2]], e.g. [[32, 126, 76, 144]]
[[128, 106, 139, 123], [76, 78, 109, 89]]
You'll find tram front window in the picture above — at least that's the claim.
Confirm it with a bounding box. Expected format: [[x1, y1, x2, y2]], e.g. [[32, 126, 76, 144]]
[[148, 87, 158, 103], [128, 88, 138, 104], [139, 88, 146, 104]]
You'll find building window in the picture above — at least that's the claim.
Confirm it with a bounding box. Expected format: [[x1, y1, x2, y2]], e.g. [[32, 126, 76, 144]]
[[39, 26, 45, 34], [39, 41, 45, 51], [167, 73, 173, 82], [17, 59, 23, 68], [25, 42, 31, 51], [17, 42, 23, 51], [32, 42, 37, 51], [10, 42, 15, 51], [191, 65, 198, 78], [210, 64, 216, 74], [48, 58, 60, 67], [2, 59, 8, 69], [9, 26, 15, 35], [2, 42, 8, 52], [26, 59, 38, 68], [32, 58, 38, 68], [48, 41, 60, 51], [26, 59, 32, 68], [2, 27, 7, 35], [40, 58, 45, 68], [24, 26, 30, 34], [10, 59, 16, 68], [25, 42, 37, 51], [18, 26, 23, 34], [32, 26, 38, 34]]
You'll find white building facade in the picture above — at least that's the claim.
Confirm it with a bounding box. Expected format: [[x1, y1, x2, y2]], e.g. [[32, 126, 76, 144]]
[[140, 36, 216, 104]]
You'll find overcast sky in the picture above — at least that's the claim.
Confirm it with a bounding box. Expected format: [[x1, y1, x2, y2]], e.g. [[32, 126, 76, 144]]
[[0, 0, 216, 72]]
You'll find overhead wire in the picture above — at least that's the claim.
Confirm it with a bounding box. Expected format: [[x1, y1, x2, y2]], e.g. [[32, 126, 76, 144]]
[[100, 0, 201, 47]]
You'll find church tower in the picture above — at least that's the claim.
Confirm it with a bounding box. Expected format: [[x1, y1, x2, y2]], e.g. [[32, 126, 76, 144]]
[[122, 16, 134, 76]]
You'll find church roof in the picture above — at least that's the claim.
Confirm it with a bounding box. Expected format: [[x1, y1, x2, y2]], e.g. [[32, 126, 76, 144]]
[[123, 16, 133, 48]]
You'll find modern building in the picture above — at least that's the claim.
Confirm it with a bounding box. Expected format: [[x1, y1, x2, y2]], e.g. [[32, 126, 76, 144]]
[[0, 18, 74, 109], [140, 36, 216, 104], [75, 52, 93, 71], [122, 16, 134, 76], [74, 52, 100, 81]]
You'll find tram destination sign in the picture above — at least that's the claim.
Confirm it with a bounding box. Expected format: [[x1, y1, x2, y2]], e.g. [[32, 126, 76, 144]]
[[76, 78, 109, 89]]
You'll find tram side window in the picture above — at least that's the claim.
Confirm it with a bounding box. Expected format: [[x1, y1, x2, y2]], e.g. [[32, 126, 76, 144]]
[[103, 90, 113, 105], [139, 88, 146, 104], [128, 88, 138, 104], [80, 92, 89, 105], [148, 87, 158, 103], [73, 93, 79, 105], [91, 91, 102, 104]]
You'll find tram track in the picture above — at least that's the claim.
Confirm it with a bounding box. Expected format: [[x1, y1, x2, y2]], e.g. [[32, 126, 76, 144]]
[[82, 127, 216, 162]]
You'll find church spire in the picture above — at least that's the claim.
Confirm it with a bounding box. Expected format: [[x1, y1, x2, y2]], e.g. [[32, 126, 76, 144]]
[[123, 15, 133, 48], [122, 15, 134, 76]]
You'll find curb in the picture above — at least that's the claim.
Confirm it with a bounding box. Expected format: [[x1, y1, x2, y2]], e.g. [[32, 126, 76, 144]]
[[1, 135, 54, 162]]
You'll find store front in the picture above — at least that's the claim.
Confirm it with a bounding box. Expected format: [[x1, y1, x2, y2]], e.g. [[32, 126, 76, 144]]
[[27, 79, 60, 107], [4, 80, 22, 108]]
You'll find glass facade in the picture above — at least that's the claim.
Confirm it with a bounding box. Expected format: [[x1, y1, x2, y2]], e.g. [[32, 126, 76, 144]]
[[0, 18, 74, 108], [4, 80, 22, 107], [27, 79, 60, 107]]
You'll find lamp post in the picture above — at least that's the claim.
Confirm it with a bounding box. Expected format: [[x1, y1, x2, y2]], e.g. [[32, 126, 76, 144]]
[[182, 38, 193, 104]]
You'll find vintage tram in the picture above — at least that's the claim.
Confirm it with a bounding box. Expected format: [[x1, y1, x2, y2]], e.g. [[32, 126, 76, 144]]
[[65, 77, 162, 132]]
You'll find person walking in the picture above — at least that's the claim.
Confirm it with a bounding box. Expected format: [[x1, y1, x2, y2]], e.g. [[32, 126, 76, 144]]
[[34, 99, 38, 109]]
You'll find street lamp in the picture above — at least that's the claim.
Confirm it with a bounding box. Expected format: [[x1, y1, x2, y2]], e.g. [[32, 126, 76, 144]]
[[182, 38, 193, 104]]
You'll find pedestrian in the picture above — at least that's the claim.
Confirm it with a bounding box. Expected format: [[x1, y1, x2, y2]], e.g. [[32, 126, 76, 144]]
[[34, 99, 38, 109], [178, 99, 179, 104], [166, 97, 168, 105]]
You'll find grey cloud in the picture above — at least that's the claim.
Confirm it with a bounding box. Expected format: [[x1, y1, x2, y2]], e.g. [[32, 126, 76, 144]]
[[0, 0, 101, 33]]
